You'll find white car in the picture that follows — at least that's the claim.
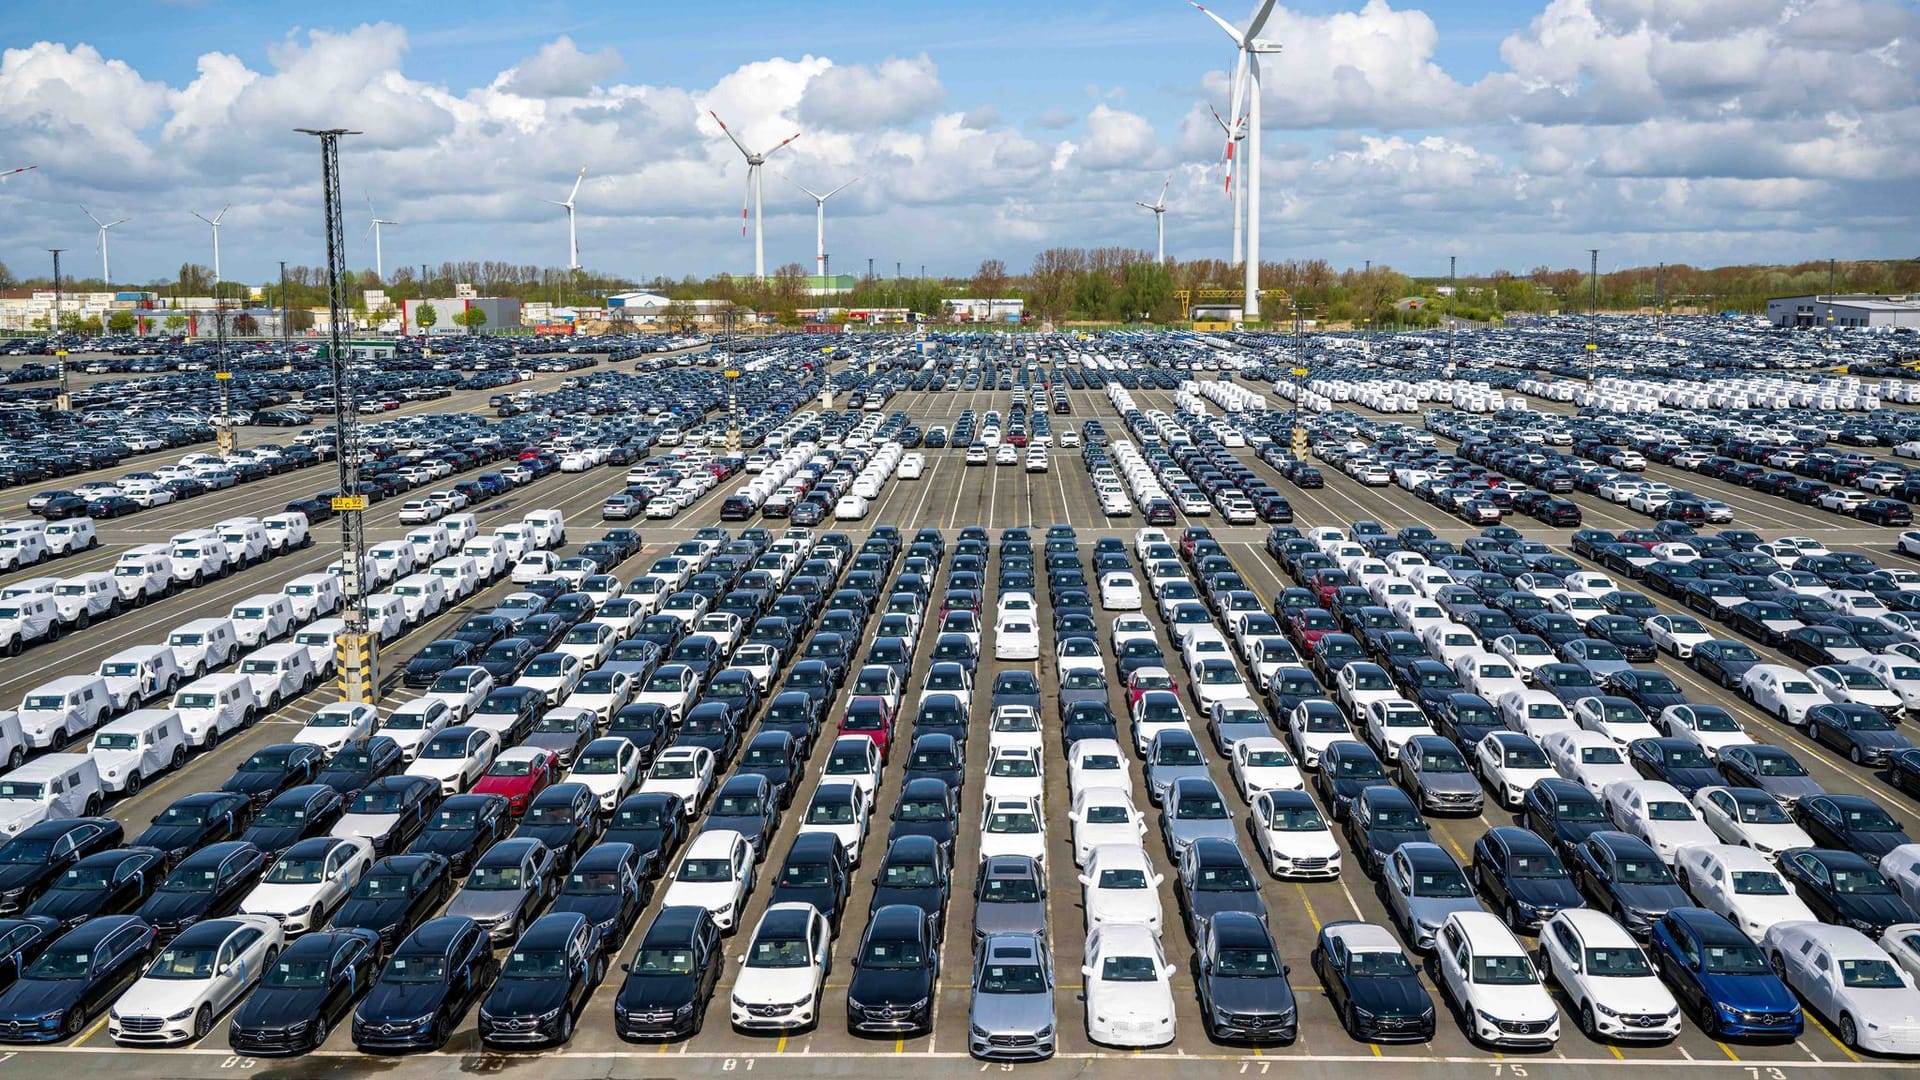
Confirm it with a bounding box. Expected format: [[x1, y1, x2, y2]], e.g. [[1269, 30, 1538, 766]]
[[1573, 696, 1661, 748], [729, 902, 831, 1031], [382, 697, 453, 761], [1564, 572, 1618, 597], [1109, 613, 1156, 652], [822, 735, 884, 806], [1100, 572, 1143, 611], [1808, 664, 1905, 713], [1455, 653, 1526, 702], [1475, 731, 1558, 809], [662, 829, 756, 932], [1248, 789, 1341, 878], [798, 781, 871, 865], [1652, 704, 1753, 759], [1537, 909, 1680, 1041], [570, 669, 634, 724], [641, 746, 716, 816], [1081, 920, 1177, 1048], [1644, 614, 1713, 658], [1883, 846, 1920, 912], [292, 701, 378, 756], [1883, 925, 1920, 985], [518, 652, 586, 706], [1603, 779, 1716, 864], [1434, 911, 1559, 1049], [1362, 699, 1434, 761], [239, 835, 374, 933], [983, 745, 1045, 805], [1763, 922, 1920, 1054], [1542, 730, 1639, 794], [1860, 655, 1920, 713], [1068, 738, 1133, 803], [1691, 786, 1814, 857], [567, 736, 643, 811], [1287, 700, 1352, 768], [1674, 843, 1816, 941], [108, 915, 286, 1046], [425, 666, 494, 721], [1497, 689, 1578, 740], [404, 725, 500, 795], [980, 794, 1048, 872], [1077, 841, 1164, 933], [1491, 634, 1556, 682], [1743, 664, 1828, 725], [988, 705, 1045, 756], [1228, 737, 1303, 799], [1070, 786, 1147, 866], [1421, 623, 1480, 666], [994, 615, 1041, 660], [1548, 593, 1607, 625], [1334, 663, 1401, 716]]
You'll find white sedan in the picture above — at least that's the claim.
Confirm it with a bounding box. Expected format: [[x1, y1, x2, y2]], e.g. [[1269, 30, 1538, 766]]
[[292, 701, 378, 756], [994, 615, 1041, 660], [1691, 786, 1813, 857], [1070, 787, 1147, 866], [1602, 779, 1716, 864], [1475, 731, 1558, 810], [404, 725, 500, 795], [1248, 789, 1341, 878], [983, 745, 1045, 804], [1644, 614, 1713, 658], [980, 795, 1048, 872], [567, 736, 644, 812], [1764, 922, 1920, 1054], [1079, 842, 1165, 933], [1653, 704, 1754, 759], [1068, 739, 1133, 803], [1082, 921, 1177, 1048], [640, 746, 716, 816], [108, 915, 286, 1045], [239, 835, 374, 934], [1543, 730, 1639, 794], [1229, 737, 1304, 799]]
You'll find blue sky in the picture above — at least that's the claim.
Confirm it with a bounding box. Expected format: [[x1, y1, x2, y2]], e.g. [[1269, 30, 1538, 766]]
[[0, 0, 1912, 286]]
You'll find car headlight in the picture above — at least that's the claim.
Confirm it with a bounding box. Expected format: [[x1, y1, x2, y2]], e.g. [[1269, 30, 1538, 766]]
[[167, 1008, 195, 1022], [290, 905, 312, 917], [971, 1024, 990, 1038], [1351, 1005, 1375, 1021], [1593, 1001, 1620, 1018], [731, 995, 748, 1008], [1475, 1010, 1502, 1025]]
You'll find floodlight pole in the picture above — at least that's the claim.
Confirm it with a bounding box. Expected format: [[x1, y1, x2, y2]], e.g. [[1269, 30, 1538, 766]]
[[1587, 248, 1599, 384], [48, 249, 68, 411]]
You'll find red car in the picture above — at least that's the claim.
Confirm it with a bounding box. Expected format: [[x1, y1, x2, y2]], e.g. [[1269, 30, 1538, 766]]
[[471, 746, 558, 815], [1180, 527, 1215, 561], [1126, 666, 1177, 712], [1303, 569, 1352, 607], [1290, 607, 1339, 654], [838, 696, 897, 759]]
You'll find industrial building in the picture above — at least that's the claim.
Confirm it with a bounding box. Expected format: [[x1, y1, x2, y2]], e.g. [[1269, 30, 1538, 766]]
[[606, 292, 737, 325], [400, 295, 522, 335], [1767, 294, 1920, 329]]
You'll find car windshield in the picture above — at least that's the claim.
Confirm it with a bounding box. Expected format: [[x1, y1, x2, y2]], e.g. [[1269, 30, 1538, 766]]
[[1410, 865, 1473, 897], [1177, 794, 1228, 819], [1196, 864, 1256, 891], [1502, 744, 1549, 769], [1555, 797, 1608, 823], [1844, 806, 1902, 831], [632, 947, 695, 976], [263, 958, 331, 989], [1841, 959, 1907, 989], [1099, 955, 1160, 982], [1584, 948, 1652, 977], [652, 757, 699, 780], [1334, 755, 1385, 779], [574, 750, 622, 775], [677, 857, 735, 883], [1349, 949, 1416, 977], [1369, 806, 1425, 831], [1471, 954, 1536, 985], [979, 960, 1046, 994], [488, 758, 536, 778], [265, 855, 331, 885], [862, 937, 926, 969], [384, 954, 448, 983], [352, 872, 413, 899], [1698, 942, 1768, 974], [501, 947, 569, 979], [149, 943, 219, 980], [1832, 867, 1896, 895], [1579, 747, 1624, 765], [1646, 801, 1695, 822], [1421, 748, 1468, 773], [468, 865, 524, 890], [987, 811, 1038, 834], [1509, 853, 1567, 879]]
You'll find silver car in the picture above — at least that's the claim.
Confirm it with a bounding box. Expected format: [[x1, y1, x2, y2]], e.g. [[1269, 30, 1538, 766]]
[[971, 854, 1048, 949], [1397, 735, 1485, 815], [1159, 776, 1237, 859], [1381, 842, 1483, 952], [969, 932, 1055, 1060], [1144, 729, 1209, 806], [444, 837, 558, 944]]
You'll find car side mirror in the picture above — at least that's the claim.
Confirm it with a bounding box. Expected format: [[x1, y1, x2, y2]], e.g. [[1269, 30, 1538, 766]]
[[1151, 873, 1165, 888], [1081, 964, 1094, 978]]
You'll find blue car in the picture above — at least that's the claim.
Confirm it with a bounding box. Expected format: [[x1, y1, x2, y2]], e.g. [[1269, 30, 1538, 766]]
[[1647, 907, 1802, 1040]]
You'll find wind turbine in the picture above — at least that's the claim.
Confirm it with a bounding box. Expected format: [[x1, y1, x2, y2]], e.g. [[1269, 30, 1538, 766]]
[[365, 194, 397, 279], [543, 165, 587, 272], [709, 111, 799, 281], [1135, 176, 1171, 265], [191, 205, 229, 282], [1207, 102, 1245, 267], [1191, 0, 1280, 321], [80, 206, 128, 285], [786, 175, 859, 281], [0, 165, 35, 182]]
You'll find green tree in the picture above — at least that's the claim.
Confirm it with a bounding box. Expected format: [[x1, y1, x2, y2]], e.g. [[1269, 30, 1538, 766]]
[[414, 303, 438, 331], [163, 314, 188, 332], [452, 307, 488, 334], [106, 310, 134, 334]]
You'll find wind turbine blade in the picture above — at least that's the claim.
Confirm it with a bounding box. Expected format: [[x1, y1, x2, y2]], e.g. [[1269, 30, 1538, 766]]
[[192, 211, 213, 226], [364, 221, 375, 240], [1245, 0, 1280, 41], [567, 164, 587, 204], [709, 110, 754, 157], [1227, 49, 1249, 139], [105, 218, 128, 228], [1157, 174, 1170, 209], [782, 173, 826, 201], [213, 203, 229, 225], [1134, 202, 1157, 211], [742, 169, 752, 236], [541, 199, 569, 207], [824, 176, 861, 199], [80, 205, 104, 228], [0, 165, 35, 179], [1188, 2, 1245, 45], [763, 132, 801, 159]]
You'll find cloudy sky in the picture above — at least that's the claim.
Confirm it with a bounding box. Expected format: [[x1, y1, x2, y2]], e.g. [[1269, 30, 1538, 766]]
[[0, 0, 1911, 286]]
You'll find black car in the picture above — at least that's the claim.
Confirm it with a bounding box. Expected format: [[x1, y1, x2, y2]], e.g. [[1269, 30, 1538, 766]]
[[0, 916, 60, 992], [549, 843, 648, 956], [329, 853, 453, 956], [1628, 738, 1723, 798], [757, 691, 823, 752], [1522, 778, 1612, 858], [1688, 639, 1764, 689], [403, 639, 479, 689], [0, 914, 153, 1043], [1176, 836, 1269, 940], [352, 916, 497, 1052], [221, 743, 326, 809], [134, 841, 265, 941], [1778, 847, 1919, 935], [1195, 909, 1298, 1044], [1793, 794, 1914, 864], [0, 817, 123, 916], [703, 775, 779, 859], [1342, 785, 1433, 877], [23, 846, 165, 931], [227, 927, 380, 1055], [478, 911, 600, 1047], [1431, 692, 1502, 751], [845, 903, 937, 1037], [512, 783, 604, 870], [1312, 920, 1433, 1042], [1314, 740, 1389, 821], [406, 793, 511, 875], [1890, 747, 1920, 799], [604, 793, 687, 881], [1470, 826, 1585, 932], [1603, 669, 1688, 714], [240, 785, 346, 859], [614, 905, 723, 1040], [135, 791, 254, 868], [734, 731, 804, 808], [314, 737, 405, 800], [903, 732, 965, 793], [1568, 831, 1689, 937], [478, 638, 538, 682], [1805, 704, 1914, 768], [339, 774, 442, 857], [768, 831, 852, 933], [868, 835, 950, 943], [887, 778, 958, 861]]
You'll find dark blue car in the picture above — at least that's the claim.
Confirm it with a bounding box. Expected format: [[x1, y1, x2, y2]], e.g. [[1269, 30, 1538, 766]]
[[1647, 907, 1802, 1039]]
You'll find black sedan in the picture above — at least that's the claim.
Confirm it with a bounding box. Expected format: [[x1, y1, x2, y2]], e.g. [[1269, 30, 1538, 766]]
[[352, 916, 497, 1052], [0, 817, 123, 916], [135, 790, 254, 867], [1194, 909, 1296, 1044], [133, 841, 265, 940], [1312, 920, 1433, 1043], [604, 793, 687, 881], [511, 783, 604, 870], [240, 784, 346, 859], [227, 927, 380, 1055], [1470, 826, 1585, 932], [1522, 778, 1612, 858], [314, 737, 405, 799], [548, 842, 648, 956], [220, 743, 326, 809], [1628, 738, 1723, 799], [1792, 794, 1914, 864], [1568, 831, 1689, 937], [0, 915, 153, 1042], [22, 846, 166, 930], [1778, 847, 1918, 935], [1688, 639, 1764, 689], [845, 904, 938, 1038], [329, 853, 454, 956], [0, 916, 60, 992], [1804, 704, 1914, 768], [403, 639, 479, 689]]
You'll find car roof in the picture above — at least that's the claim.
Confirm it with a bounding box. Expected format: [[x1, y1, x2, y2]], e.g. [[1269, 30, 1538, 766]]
[[399, 915, 474, 954], [1323, 920, 1403, 953], [686, 828, 745, 855], [476, 837, 545, 864], [982, 931, 1045, 962]]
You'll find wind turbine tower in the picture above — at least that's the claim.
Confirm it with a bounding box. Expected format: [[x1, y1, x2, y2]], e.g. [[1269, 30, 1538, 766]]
[[80, 206, 128, 285], [1135, 176, 1171, 265], [544, 165, 587, 271], [788, 175, 860, 281], [710, 111, 800, 281], [192, 205, 229, 282], [365, 195, 397, 279], [1191, 0, 1280, 321]]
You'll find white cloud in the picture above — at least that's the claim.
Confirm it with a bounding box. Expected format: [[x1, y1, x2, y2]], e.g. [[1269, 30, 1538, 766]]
[[1074, 104, 1161, 171], [498, 36, 623, 98], [797, 54, 944, 130]]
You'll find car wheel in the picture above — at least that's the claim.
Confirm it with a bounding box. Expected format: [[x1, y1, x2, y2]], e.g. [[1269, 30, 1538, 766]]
[[1850, 745, 1865, 765], [1840, 1012, 1860, 1048], [1808, 724, 1821, 744], [309, 1016, 328, 1050], [558, 1007, 575, 1044], [193, 1004, 212, 1041], [1578, 1002, 1597, 1039], [1778, 706, 1791, 724], [1505, 901, 1522, 931], [124, 770, 142, 796]]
